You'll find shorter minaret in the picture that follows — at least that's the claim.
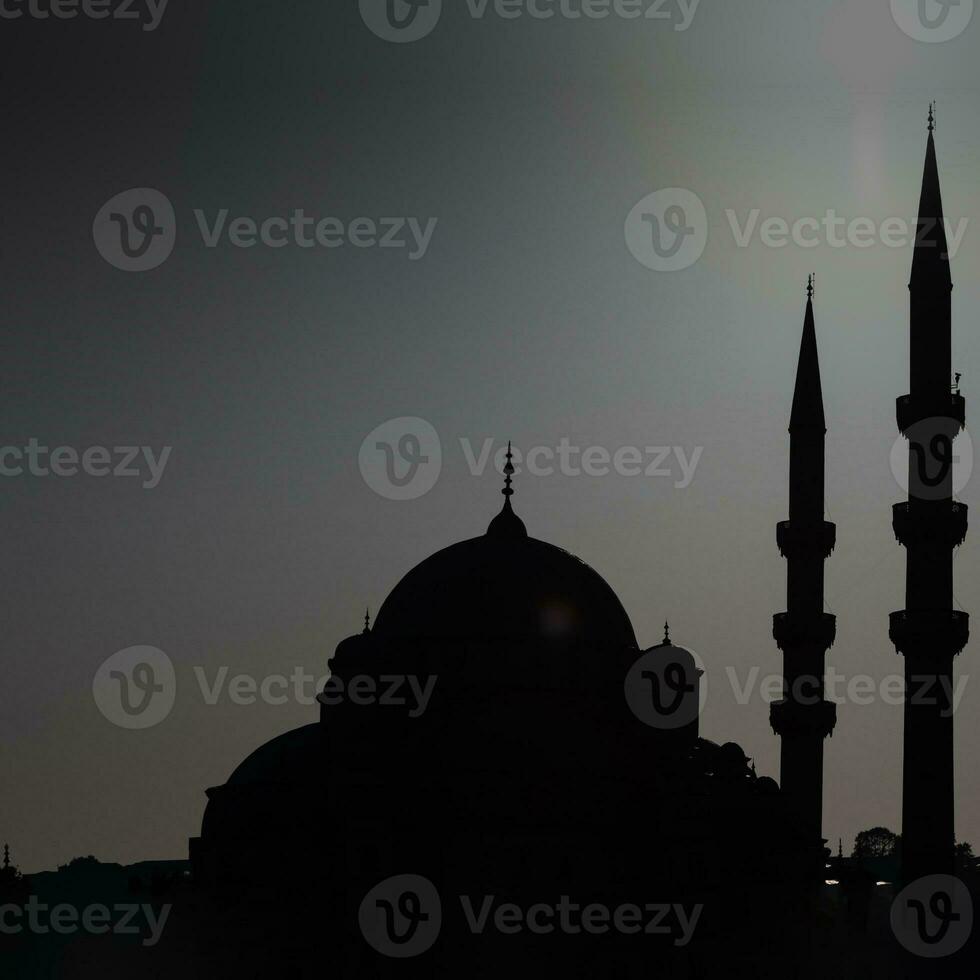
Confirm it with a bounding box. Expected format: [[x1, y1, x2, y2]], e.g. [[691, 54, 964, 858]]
[[770, 277, 837, 863]]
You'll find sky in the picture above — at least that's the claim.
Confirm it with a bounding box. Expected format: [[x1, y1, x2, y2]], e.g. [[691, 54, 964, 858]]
[[4, 0, 980, 871]]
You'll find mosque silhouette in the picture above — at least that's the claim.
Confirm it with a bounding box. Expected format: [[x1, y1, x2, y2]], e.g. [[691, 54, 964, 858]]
[[173, 112, 978, 978]]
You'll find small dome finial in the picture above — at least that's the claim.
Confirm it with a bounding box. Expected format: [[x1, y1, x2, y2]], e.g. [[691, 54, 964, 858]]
[[487, 440, 528, 538], [3, 844, 9, 870], [502, 440, 515, 498], [928, 101, 936, 134], [663, 621, 672, 645], [806, 273, 814, 301], [363, 608, 371, 633]]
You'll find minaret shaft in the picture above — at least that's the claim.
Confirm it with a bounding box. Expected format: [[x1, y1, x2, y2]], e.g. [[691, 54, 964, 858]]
[[771, 285, 836, 855], [891, 122, 968, 885]]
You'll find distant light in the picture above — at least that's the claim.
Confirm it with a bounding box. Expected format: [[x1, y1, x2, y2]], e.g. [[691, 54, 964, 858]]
[[876, 881, 889, 886], [825, 879, 840, 885]]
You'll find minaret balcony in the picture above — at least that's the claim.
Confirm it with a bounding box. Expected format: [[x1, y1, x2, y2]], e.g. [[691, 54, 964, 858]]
[[892, 501, 968, 549], [776, 520, 836, 559], [772, 612, 837, 652], [769, 698, 837, 739], [896, 393, 966, 434], [888, 609, 969, 658]]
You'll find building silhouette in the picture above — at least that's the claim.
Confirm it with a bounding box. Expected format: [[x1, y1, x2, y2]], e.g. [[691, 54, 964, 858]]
[[180, 114, 977, 977]]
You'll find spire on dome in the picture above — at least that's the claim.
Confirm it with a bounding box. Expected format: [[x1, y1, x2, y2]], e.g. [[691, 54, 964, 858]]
[[487, 440, 528, 539], [789, 279, 826, 433], [663, 621, 672, 646], [363, 609, 371, 634], [912, 104, 952, 289]]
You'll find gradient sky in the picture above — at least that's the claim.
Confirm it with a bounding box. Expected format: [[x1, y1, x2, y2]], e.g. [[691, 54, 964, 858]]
[[5, 0, 980, 871]]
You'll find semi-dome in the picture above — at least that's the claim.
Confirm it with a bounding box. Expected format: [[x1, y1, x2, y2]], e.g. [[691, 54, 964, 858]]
[[373, 489, 637, 649]]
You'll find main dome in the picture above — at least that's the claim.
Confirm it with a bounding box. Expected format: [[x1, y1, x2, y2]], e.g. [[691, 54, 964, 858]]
[[372, 499, 637, 648]]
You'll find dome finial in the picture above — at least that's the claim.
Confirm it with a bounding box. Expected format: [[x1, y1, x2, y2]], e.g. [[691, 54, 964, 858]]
[[502, 440, 515, 498], [363, 608, 371, 633], [663, 621, 672, 645], [928, 101, 936, 134], [487, 440, 528, 538]]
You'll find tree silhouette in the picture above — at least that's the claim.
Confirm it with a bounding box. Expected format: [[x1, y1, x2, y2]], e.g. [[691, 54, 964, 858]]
[[853, 827, 900, 859]]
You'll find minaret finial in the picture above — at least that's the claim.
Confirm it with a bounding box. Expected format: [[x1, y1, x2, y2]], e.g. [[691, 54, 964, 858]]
[[363, 609, 371, 633], [502, 440, 515, 498], [663, 621, 671, 645], [807, 273, 814, 301], [928, 101, 936, 134]]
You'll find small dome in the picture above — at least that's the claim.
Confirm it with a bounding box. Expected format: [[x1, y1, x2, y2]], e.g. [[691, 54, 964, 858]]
[[373, 502, 637, 648]]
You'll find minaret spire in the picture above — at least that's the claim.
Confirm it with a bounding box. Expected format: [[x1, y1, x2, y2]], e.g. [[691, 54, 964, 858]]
[[790, 277, 826, 433], [912, 102, 951, 290]]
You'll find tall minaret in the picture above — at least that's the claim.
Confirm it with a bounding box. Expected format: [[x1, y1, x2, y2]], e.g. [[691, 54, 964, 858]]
[[890, 106, 968, 884], [771, 277, 837, 863]]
